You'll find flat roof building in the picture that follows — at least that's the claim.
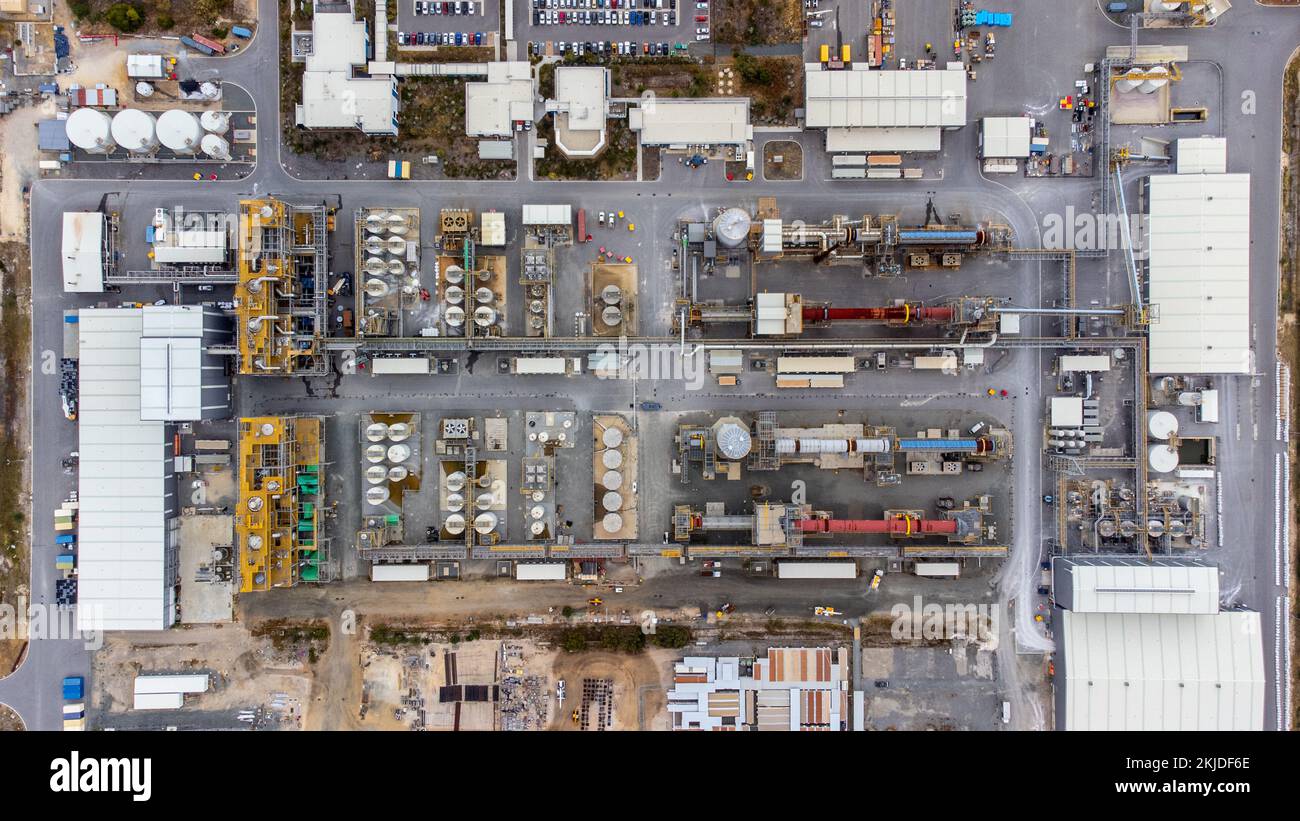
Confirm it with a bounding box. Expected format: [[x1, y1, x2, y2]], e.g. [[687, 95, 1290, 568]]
[[980, 116, 1031, 158], [667, 647, 849, 731], [295, 0, 399, 136], [464, 61, 533, 137], [61, 212, 108, 293], [1146, 172, 1250, 373], [806, 66, 966, 152], [548, 66, 609, 157], [628, 98, 751, 148]]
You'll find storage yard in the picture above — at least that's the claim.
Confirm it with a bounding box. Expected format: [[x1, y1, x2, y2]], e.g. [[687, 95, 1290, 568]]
[[0, 0, 1293, 741]]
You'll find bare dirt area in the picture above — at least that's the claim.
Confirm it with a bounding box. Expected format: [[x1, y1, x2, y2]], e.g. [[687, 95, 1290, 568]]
[[93, 622, 317, 726], [0, 240, 33, 679], [0, 701, 24, 731], [763, 139, 802, 180], [711, 0, 803, 46], [1280, 49, 1300, 730], [548, 648, 673, 731]]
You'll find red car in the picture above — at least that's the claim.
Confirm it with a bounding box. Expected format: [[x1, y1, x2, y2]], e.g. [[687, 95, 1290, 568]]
[[695, 14, 707, 20]]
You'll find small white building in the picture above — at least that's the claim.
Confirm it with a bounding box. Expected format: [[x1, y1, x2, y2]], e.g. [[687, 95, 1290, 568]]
[[296, 0, 399, 136], [61, 212, 108, 293], [979, 116, 1031, 158], [548, 65, 609, 157], [464, 61, 533, 137]]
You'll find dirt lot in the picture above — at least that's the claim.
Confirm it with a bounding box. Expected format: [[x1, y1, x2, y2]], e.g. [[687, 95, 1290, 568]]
[[69, 0, 256, 39], [536, 116, 638, 181], [0, 702, 23, 731], [548, 648, 672, 731], [763, 139, 802, 180], [0, 241, 32, 678], [711, 0, 803, 46], [93, 621, 318, 726]]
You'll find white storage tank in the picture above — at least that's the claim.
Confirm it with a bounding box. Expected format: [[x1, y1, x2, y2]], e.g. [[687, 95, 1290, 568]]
[[712, 208, 752, 249], [1116, 68, 1144, 93], [1146, 410, 1179, 441], [1138, 66, 1169, 94], [66, 107, 115, 154], [201, 133, 231, 160], [135, 82, 155, 98], [200, 110, 232, 134], [111, 109, 160, 152], [1148, 444, 1179, 474], [157, 109, 202, 153]]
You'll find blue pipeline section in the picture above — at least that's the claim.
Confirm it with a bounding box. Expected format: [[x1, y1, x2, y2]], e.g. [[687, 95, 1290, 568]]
[[897, 438, 981, 452], [898, 230, 979, 243]]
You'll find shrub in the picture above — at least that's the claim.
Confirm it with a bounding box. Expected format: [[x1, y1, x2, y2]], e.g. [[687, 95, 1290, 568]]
[[104, 3, 144, 32]]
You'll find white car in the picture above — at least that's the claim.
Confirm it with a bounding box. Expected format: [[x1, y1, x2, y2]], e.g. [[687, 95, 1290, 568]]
[[695, 33, 708, 40], [696, 26, 708, 34]]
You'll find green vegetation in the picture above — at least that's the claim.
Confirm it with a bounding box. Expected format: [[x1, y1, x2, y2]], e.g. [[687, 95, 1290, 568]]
[[649, 625, 692, 649], [104, 2, 144, 32], [252, 620, 331, 658], [557, 625, 648, 654], [369, 625, 433, 646], [712, 0, 803, 46], [0, 245, 31, 629], [536, 116, 638, 181]]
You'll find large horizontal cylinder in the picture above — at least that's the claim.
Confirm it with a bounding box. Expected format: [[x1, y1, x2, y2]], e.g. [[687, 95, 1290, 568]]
[[801, 304, 955, 323], [797, 517, 958, 536]]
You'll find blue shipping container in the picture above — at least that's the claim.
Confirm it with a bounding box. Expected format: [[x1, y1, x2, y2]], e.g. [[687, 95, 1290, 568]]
[[62, 676, 84, 699], [231, 25, 253, 38]]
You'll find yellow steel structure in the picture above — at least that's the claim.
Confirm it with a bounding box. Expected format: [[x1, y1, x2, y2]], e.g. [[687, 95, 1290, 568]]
[[236, 416, 326, 592], [236, 198, 331, 376]]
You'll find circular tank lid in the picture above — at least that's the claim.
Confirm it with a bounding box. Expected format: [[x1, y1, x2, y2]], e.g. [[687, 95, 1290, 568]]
[[530, 521, 546, 536], [530, 505, 546, 520], [135, 82, 155, 97], [445, 306, 466, 326], [388, 422, 411, 442], [1146, 519, 1166, 537], [247, 534, 263, 550], [445, 471, 467, 492], [473, 512, 498, 534], [67, 107, 113, 149], [1148, 444, 1178, 473], [365, 464, 388, 484], [388, 465, 409, 482], [713, 207, 752, 247], [602, 449, 623, 469], [387, 259, 406, 276], [387, 443, 411, 463], [111, 109, 158, 150], [200, 110, 230, 133], [601, 306, 623, 327], [1097, 519, 1117, 538], [473, 306, 496, 327], [530, 299, 544, 314], [602, 513, 624, 533], [365, 278, 390, 298], [1147, 410, 1179, 441], [601, 284, 623, 305], [602, 491, 623, 512], [200, 81, 219, 99], [445, 285, 465, 305], [386, 236, 407, 255], [365, 443, 388, 463], [602, 470, 623, 490], [246, 496, 264, 512], [475, 286, 495, 304], [366, 422, 389, 441], [714, 421, 753, 460], [157, 109, 202, 151], [475, 492, 496, 510], [445, 514, 466, 535], [445, 492, 465, 512], [532, 491, 546, 503], [602, 427, 624, 448], [366, 485, 391, 506], [445, 265, 465, 283]]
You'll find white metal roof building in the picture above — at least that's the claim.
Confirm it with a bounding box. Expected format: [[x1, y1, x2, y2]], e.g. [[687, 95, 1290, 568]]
[[151, 228, 228, 265], [823, 126, 941, 153], [126, 54, 166, 79], [806, 67, 967, 128], [1175, 136, 1227, 174], [371, 563, 432, 581], [133, 673, 210, 694], [1057, 611, 1265, 731], [77, 309, 178, 632], [521, 204, 572, 225], [1052, 557, 1219, 614], [553, 66, 607, 133], [1146, 173, 1251, 373], [138, 306, 233, 422], [667, 648, 849, 731], [980, 116, 1031, 158], [296, 4, 399, 135], [61, 212, 107, 293], [514, 561, 567, 580], [627, 99, 752, 147]]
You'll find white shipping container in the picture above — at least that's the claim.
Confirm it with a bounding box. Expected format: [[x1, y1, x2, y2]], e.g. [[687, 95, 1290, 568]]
[[371, 357, 431, 375], [370, 563, 431, 582], [133, 692, 185, 710], [775, 560, 859, 579], [514, 562, 567, 580], [913, 562, 961, 578], [134, 673, 209, 695]]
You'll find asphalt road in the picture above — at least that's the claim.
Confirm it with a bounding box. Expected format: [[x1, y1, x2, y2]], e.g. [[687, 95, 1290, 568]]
[[1, 0, 1294, 732]]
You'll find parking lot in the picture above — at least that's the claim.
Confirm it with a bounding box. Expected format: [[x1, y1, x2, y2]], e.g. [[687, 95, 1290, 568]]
[[397, 0, 502, 44], [514, 0, 710, 56]]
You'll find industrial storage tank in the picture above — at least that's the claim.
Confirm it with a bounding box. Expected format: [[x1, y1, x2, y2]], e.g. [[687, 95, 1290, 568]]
[[111, 109, 160, 152], [200, 81, 220, 100], [135, 82, 155, 98], [712, 207, 752, 249], [200, 110, 232, 134], [445, 514, 467, 535], [66, 107, 116, 154], [601, 306, 623, 327], [713, 417, 753, 460], [1148, 444, 1179, 474], [1116, 68, 1144, 93], [601, 285, 622, 305], [1146, 411, 1179, 441], [602, 450, 623, 470], [601, 427, 624, 448], [200, 133, 231, 161], [602, 513, 623, 533], [157, 109, 202, 153], [1138, 66, 1169, 94]]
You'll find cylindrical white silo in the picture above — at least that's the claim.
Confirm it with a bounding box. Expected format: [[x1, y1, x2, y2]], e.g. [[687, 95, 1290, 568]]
[[1138, 66, 1169, 94], [200, 110, 231, 134], [135, 81, 155, 98], [201, 133, 231, 161], [111, 109, 160, 152], [157, 109, 203, 153], [712, 207, 752, 249], [1116, 68, 1144, 93], [66, 107, 115, 154], [200, 81, 220, 100]]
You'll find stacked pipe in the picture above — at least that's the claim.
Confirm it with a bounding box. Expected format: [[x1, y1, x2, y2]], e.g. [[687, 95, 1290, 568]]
[[796, 515, 958, 537], [775, 437, 892, 455], [896, 436, 993, 455], [800, 304, 955, 324]]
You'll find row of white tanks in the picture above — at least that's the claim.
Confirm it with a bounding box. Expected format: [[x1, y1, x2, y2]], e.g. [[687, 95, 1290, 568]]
[[443, 264, 499, 330], [1114, 65, 1170, 94], [363, 421, 416, 507], [1147, 410, 1179, 474], [66, 107, 232, 159], [442, 470, 499, 536], [597, 425, 627, 534]]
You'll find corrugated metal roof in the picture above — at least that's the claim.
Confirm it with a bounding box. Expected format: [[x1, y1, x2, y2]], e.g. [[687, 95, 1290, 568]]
[[825, 126, 941, 153], [1147, 173, 1251, 374], [61, 213, 105, 293], [981, 116, 1031, 158], [629, 99, 751, 146], [134, 673, 209, 694], [1175, 137, 1227, 174], [77, 309, 172, 632], [806, 66, 966, 129], [1058, 558, 1219, 614], [1060, 611, 1264, 731], [521, 204, 572, 225]]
